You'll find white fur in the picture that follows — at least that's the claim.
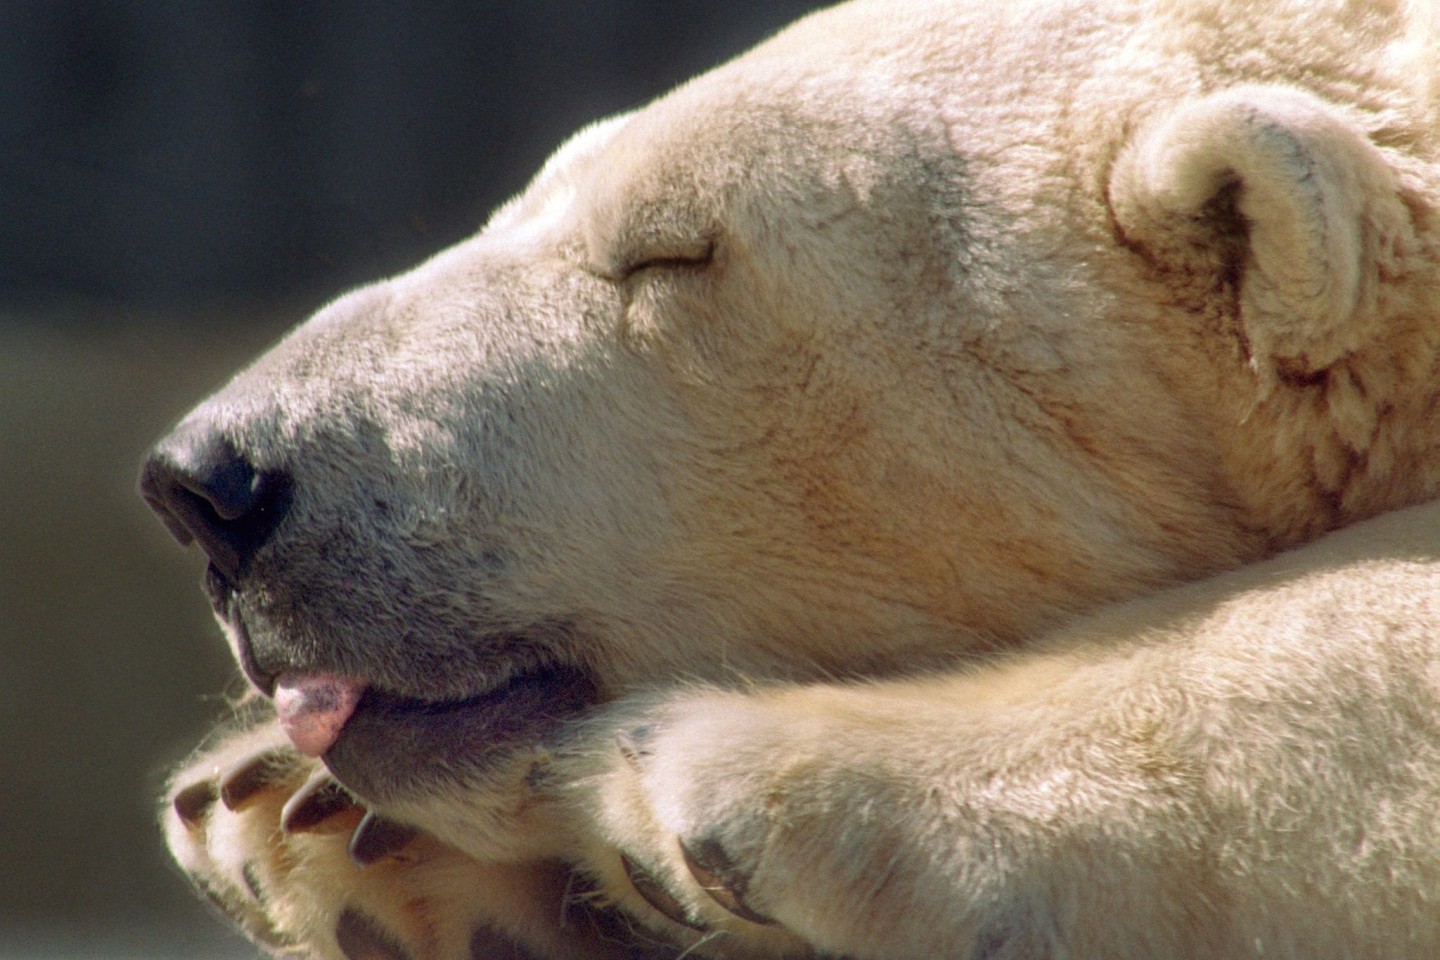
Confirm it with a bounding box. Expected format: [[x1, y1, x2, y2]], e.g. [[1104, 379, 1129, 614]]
[[155, 0, 1440, 957], [567, 502, 1440, 957]]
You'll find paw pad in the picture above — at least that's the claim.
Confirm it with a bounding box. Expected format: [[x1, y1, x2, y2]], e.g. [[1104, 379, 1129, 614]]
[[335, 908, 412, 960], [468, 924, 545, 959]]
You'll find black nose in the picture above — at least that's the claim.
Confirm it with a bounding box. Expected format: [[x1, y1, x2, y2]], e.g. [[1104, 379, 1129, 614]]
[[139, 426, 293, 582]]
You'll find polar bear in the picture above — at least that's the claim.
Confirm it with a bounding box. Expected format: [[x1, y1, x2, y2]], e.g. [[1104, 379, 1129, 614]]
[[140, 0, 1440, 957]]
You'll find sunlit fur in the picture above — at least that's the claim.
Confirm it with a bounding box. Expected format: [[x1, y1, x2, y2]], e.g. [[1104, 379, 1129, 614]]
[[160, 0, 1440, 957]]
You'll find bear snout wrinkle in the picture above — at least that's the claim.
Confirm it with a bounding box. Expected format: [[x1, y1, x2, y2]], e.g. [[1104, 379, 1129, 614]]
[[140, 426, 293, 582]]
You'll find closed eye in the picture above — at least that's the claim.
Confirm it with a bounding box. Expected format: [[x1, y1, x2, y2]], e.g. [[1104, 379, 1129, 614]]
[[615, 239, 716, 281]]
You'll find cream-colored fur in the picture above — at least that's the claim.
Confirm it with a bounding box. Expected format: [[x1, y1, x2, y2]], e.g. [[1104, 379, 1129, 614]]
[[568, 501, 1440, 958], [151, 0, 1440, 957]]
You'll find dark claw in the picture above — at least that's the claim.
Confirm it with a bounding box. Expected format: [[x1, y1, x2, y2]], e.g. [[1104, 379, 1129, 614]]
[[621, 854, 707, 931], [172, 779, 218, 828], [679, 837, 776, 926], [283, 770, 362, 833], [615, 725, 655, 767], [219, 749, 295, 812], [348, 810, 418, 866], [335, 908, 413, 960]]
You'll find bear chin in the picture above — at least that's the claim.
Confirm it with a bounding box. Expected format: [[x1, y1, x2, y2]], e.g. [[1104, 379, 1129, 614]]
[[320, 664, 599, 803]]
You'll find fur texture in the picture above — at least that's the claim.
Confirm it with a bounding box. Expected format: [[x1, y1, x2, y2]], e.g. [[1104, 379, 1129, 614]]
[[149, 0, 1440, 957]]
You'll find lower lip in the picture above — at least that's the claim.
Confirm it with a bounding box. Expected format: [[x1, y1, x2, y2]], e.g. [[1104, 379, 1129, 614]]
[[319, 665, 598, 802]]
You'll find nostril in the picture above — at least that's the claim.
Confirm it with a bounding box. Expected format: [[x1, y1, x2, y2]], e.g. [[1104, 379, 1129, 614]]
[[172, 449, 261, 522], [139, 430, 293, 582]]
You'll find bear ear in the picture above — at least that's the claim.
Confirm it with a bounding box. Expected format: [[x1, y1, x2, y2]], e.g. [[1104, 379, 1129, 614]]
[[1109, 85, 1409, 384]]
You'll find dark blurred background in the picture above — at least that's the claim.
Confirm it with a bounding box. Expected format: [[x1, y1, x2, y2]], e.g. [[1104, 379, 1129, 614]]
[[0, 3, 826, 956]]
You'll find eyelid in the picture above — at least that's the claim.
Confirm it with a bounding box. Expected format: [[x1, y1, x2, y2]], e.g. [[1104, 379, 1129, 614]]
[[615, 238, 716, 281]]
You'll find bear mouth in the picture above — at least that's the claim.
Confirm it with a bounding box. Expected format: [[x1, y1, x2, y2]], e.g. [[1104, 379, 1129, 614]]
[[206, 564, 600, 802]]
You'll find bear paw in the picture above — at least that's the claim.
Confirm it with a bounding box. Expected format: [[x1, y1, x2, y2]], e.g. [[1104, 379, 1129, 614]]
[[572, 696, 829, 959], [164, 721, 656, 960]]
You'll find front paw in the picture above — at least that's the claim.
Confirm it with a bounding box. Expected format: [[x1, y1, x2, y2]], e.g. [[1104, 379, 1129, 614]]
[[566, 693, 830, 958], [164, 717, 652, 960]]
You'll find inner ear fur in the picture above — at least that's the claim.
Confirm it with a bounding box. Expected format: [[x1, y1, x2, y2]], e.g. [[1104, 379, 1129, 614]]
[[1110, 84, 1411, 383]]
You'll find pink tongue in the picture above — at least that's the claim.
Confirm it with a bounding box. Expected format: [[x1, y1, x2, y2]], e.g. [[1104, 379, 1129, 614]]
[[273, 672, 365, 757]]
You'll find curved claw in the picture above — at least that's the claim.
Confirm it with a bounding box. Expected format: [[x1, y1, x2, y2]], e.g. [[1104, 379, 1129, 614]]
[[219, 747, 300, 811], [282, 768, 364, 834], [679, 837, 776, 926], [349, 810, 419, 866], [615, 725, 655, 768], [621, 854, 708, 932], [172, 779, 219, 829]]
